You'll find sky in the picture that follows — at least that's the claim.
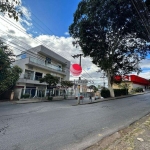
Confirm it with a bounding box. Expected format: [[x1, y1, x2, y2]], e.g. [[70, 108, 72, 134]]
[[0, 0, 150, 87]]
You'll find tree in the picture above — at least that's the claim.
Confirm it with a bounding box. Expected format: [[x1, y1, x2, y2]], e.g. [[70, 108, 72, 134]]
[[0, 41, 15, 71], [0, 0, 22, 21], [0, 41, 15, 81], [61, 81, 74, 98], [89, 85, 98, 93], [145, 0, 150, 11], [39, 74, 59, 96], [69, 0, 150, 97], [0, 65, 22, 94], [0, 42, 22, 95]]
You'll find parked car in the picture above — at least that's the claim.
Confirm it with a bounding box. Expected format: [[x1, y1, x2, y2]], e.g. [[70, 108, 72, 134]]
[[95, 95, 100, 100]]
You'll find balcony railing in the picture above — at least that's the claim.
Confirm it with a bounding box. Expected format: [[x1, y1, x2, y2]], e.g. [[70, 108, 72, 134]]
[[29, 57, 64, 72], [24, 74, 42, 81], [24, 74, 34, 80]]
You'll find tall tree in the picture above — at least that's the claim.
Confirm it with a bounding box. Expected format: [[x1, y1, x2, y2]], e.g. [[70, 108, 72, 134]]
[[39, 74, 59, 96], [0, 41, 22, 94], [145, 0, 150, 11], [0, 0, 22, 21], [0, 65, 22, 94], [69, 0, 150, 97], [0, 41, 15, 71]]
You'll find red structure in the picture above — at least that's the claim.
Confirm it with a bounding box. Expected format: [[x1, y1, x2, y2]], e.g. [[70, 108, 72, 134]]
[[115, 75, 150, 86], [130, 75, 149, 86]]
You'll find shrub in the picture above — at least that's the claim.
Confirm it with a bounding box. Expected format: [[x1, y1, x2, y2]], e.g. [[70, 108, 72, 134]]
[[48, 96, 53, 100], [134, 87, 143, 92], [114, 89, 128, 97], [21, 94, 30, 98], [101, 89, 110, 98]]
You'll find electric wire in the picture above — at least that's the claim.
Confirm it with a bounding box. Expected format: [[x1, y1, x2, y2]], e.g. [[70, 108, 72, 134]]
[[131, 0, 150, 39]]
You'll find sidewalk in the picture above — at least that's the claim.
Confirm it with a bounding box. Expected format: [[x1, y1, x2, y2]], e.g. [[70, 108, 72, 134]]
[[73, 91, 150, 106], [10, 91, 149, 104], [86, 113, 150, 150]]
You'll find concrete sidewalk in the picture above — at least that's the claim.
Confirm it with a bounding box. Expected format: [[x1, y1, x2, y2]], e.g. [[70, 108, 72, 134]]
[[73, 91, 150, 106], [86, 113, 150, 150], [10, 91, 149, 105]]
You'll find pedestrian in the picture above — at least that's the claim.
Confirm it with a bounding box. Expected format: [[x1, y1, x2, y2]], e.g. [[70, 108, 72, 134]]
[[89, 95, 92, 102]]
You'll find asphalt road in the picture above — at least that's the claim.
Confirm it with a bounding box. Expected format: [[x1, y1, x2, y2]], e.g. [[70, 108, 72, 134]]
[[0, 93, 150, 150]]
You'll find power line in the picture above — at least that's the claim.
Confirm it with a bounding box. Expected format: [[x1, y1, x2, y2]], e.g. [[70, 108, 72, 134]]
[[1, 36, 95, 81], [131, 0, 150, 39], [0, 16, 66, 57]]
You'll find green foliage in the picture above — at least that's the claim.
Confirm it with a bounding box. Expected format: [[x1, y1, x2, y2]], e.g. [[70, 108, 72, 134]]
[[40, 74, 59, 96], [69, 0, 150, 96], [0, 42, 22, 94], [61, 81, 73, 87], [40, 74, 59, 86], [0, 65, 22, 94], [21, 94, 30, 98], [118, 83, 131, 90], [134, 87, 143, 92], [114, 89, 128, 97], [0, 42, 15, 72], [0, 0, 22, 21], [89, 85, 98, 93], [101, 89, 110, 98], [48, 96, 53, 101], [145, 0, 150, 11]]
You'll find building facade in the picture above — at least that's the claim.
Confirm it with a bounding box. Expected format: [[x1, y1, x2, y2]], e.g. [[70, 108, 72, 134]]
[[13, 45, 70, 99], [113, 75, 150, 92]]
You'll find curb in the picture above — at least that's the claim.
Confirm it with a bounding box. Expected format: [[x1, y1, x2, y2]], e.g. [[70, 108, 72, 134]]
[[12, 98, 77, 104], [1, 91, 149, 105], [72, 92, 149, 106]]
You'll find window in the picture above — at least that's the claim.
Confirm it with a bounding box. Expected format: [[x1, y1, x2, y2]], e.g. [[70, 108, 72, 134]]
[[45, 57, 51, 64]]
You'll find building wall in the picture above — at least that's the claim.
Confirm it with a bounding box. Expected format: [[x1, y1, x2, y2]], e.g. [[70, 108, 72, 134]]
[[24, 65, 64, 79], [132, 83, 145, 89], [13, 58, 29, 78], [13, 45, 71, 99], [113, 81, 147, 93], [113, 81, 133, 92]]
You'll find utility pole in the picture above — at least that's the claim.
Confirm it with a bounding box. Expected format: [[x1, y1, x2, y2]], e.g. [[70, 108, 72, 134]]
[[72, 54, 83, 104], [97, 70, 106, 88]]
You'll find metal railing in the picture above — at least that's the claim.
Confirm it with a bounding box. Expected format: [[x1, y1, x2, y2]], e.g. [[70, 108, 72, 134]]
[[24, 74, 34, 80], [29, 57, 64, 72]]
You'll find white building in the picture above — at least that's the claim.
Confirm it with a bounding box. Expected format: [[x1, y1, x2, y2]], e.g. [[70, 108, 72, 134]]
[[13, 45, 70, 99]]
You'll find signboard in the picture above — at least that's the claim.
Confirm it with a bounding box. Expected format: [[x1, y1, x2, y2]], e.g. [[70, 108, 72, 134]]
[[74, 80, 88, 85]]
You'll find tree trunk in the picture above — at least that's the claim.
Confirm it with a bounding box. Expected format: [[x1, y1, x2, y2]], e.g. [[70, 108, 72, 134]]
[[107, 71, 115, 97]]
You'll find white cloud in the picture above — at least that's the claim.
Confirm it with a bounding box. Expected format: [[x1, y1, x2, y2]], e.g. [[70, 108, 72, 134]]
[[20, 6, 31, 21], [0, 3, 149, 86], [139, 59, 150, 69], [64, 32, 69, 36]]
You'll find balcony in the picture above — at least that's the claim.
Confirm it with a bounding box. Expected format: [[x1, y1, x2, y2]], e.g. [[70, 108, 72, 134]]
[[18, 74, 47, 85], [29, 57, 65, 73]]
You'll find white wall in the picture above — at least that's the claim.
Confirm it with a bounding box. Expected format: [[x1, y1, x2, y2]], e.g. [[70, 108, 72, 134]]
[[132, 83, 145, 89]]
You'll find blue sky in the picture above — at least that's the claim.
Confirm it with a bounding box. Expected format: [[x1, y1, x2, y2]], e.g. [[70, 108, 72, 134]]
[[22, 0, 81, 37], [0, 0, 150, 83]]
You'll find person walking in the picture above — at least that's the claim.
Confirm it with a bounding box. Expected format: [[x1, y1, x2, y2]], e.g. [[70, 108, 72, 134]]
[[89, 95, 92, 102]]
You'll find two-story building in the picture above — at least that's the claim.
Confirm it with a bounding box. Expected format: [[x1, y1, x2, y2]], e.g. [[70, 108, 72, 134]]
[[13, 45, 70, 99]]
